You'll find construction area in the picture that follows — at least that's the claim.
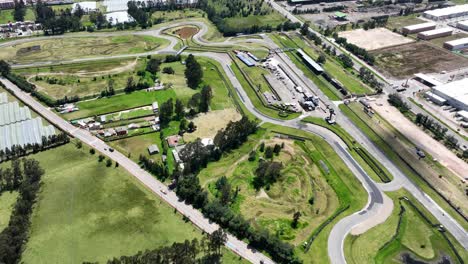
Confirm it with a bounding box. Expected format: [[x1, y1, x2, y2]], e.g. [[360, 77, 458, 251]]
[[338, 28, 414, 50]]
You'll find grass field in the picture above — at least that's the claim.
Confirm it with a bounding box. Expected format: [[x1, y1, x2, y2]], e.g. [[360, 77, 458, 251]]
[[385, 14, 426, 31], [345, 189, 468, 264], [0, 8, 35, 24], [223, 13, 285, 31], [0, 143, 200, 263], [22, 59, 146, 99], [0, 35, 169, 64], [0, 191, 18, 232], [340, 103, 468, 229]]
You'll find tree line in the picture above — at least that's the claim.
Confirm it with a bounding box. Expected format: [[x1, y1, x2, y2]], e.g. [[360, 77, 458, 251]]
[[333, 34, 375, 65], [388, 93, 410, 113], [0, 158, 44, 264], [104, 229, 228, 264]]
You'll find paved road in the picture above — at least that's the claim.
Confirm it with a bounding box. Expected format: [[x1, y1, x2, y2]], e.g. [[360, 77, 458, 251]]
[[0, 77, 275, 264], [4, 19, 468, 264]]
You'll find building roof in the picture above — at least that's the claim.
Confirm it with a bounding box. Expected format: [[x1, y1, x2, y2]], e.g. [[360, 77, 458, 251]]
[[425, 91, 447, 103], [167, 135, 181, 146], [152, 102, 159, 109], [414, 73, 443, 86], [418, 27, 452, 36], [403, 22, 436, 31], [201, 138, 214, 146], [72, 1, 97, 12], [424, 4, 468, 18], [433, 78, 468, 105], [457, 20, 468, 27], [115, 126, 127, 132], [445, 37, 468, 46], [419, 27, 453, 36], [458, 110, 468, 119], [296, 49, 324, 72], [105, 11, 134, 25], [148, 144, 159, 153]]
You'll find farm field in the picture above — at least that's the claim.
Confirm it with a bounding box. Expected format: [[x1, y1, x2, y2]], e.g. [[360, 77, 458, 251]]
[[0, 35, 169, 64], [371, 42, 468, 78], [345, 189, 468, 264], [198, 124, 367, 263], [18, 59, 146, 99], [0, 191, 18, 232], [340, 103, 468, 229], [0, 143, 200, 263]]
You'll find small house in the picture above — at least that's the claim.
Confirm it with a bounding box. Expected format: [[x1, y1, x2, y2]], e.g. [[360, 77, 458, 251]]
[[167, 135, 181, 147], [152, 102, 159, 114], [148, 144, 160, 155], [115, 126, 128, 136]]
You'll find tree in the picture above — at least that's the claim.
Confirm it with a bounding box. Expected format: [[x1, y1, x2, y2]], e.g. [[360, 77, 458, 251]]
[[199, 85, 212, 112], [208, 229, 227, 256], [253, 161, 283, 190], [98, 154, 105, 162], [73, 4, 84, 18], [125, 76, 135, 93], [291, 211, 301, 228], [179, 118, 188, 133], [338, 54, 354, 68], [317, 53, 326, 64], [273, 144, 281, 155], [300, 21, 310, 35], [0, 60, 11, 76], [146, 58, 162, 74], [185, 54, 203, 89], [76, 141, 82, 149], [215, 176, 231, 205], [175, 99, 185, 120], [106, 158, 112, 167], [264, 146, 273, 159], [162, 66, 174, 74], [13, 0, 26, 21], [248, 150, 256, 162], [89, 148, 95, 155], [188, 121, 196, 132], [159, 98, 174, 126], [259, 142, 265, 152]]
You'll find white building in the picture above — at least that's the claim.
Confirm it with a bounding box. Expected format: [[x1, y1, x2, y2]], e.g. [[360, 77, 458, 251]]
[[423, 4, 468, 21], [105, 11, 134, 25], [444, 37, 468, 51], [457, 20, 468, 31], [72, 1, 98, 13], [417, 27, 452, 40], [425, 91, 446, 105], [402, 22, 436, 34], [432, 78, 468, 111]]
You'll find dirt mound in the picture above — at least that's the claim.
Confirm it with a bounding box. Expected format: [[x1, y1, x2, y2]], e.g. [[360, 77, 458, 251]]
[[175, 27, 199, 39]]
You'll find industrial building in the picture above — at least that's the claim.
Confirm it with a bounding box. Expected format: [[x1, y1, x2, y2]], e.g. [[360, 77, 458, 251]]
[[423, 4, 468, 21], [402, 22, 436, 34], [236, 52, 255, 67], [417, 27, 452, 40], [425, 91, 446, 105], [431, 78, 468, 111], [296, 49, 324, 74], [72, 1, 98, 13], [414, 73, 443, 87], [444, 37, 468, 51], [457, 20, 468, 31]]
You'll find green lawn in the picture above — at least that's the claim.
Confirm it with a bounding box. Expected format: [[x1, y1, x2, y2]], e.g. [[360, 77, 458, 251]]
[[0, 8, 35, 24], [63, 89, 176, 120], [0, 191, 18, 232], [345, 189, 468, 264], [385, 14, 426, 31], [0, 35, 169, 64], [0, 143, 200, 263], [223, 13, 285, 31], [109, 132, 163, 164]]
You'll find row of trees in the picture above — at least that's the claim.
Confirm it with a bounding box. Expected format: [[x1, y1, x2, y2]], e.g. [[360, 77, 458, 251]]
[[106, 229, 227, 264], [333, 35, 375, 65], [0, 133, 69, 162], [0, 159, 44, 264], [388, 93, 410, 113], [358, 67, 383, 91], [415, 113, 452, 142]]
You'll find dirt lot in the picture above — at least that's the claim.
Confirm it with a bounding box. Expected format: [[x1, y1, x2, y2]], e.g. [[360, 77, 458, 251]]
[[371, 42, 468, 79], [183, 108, 242, 142], [338, 28, 414, 50], [175, 26, 199, 39]]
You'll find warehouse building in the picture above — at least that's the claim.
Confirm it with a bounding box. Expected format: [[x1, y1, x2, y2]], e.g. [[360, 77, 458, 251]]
[[417, 27, 452, 40], [414, 73, 443, 87], [444, 37, 468, 51], [423, 4, 468, 21], [236, 52, 255, 67], [402, 22, 436, 34], [425, 91, 446, 105], [431, 78, 468, 111], [72, 1, 98, 13], [297, 49, 323, 74], [457, 20, 468, 31]]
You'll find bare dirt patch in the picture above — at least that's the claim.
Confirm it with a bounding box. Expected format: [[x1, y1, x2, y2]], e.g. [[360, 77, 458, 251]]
[[175, 26, 199, 39], [338, 28, 414, 51], [371, 42, 468, 79], [183, 108, 242, 142]]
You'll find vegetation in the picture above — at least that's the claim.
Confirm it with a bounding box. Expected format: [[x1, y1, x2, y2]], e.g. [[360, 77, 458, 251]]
[[388, 93, 410, 113]]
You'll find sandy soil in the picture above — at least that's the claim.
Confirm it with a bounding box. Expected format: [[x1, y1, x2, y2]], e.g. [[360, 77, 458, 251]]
[[183, 108, 242, 142], [175, 26, 199, 39], [372, 97, 468, 180], [338, 28, 414, 50]]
